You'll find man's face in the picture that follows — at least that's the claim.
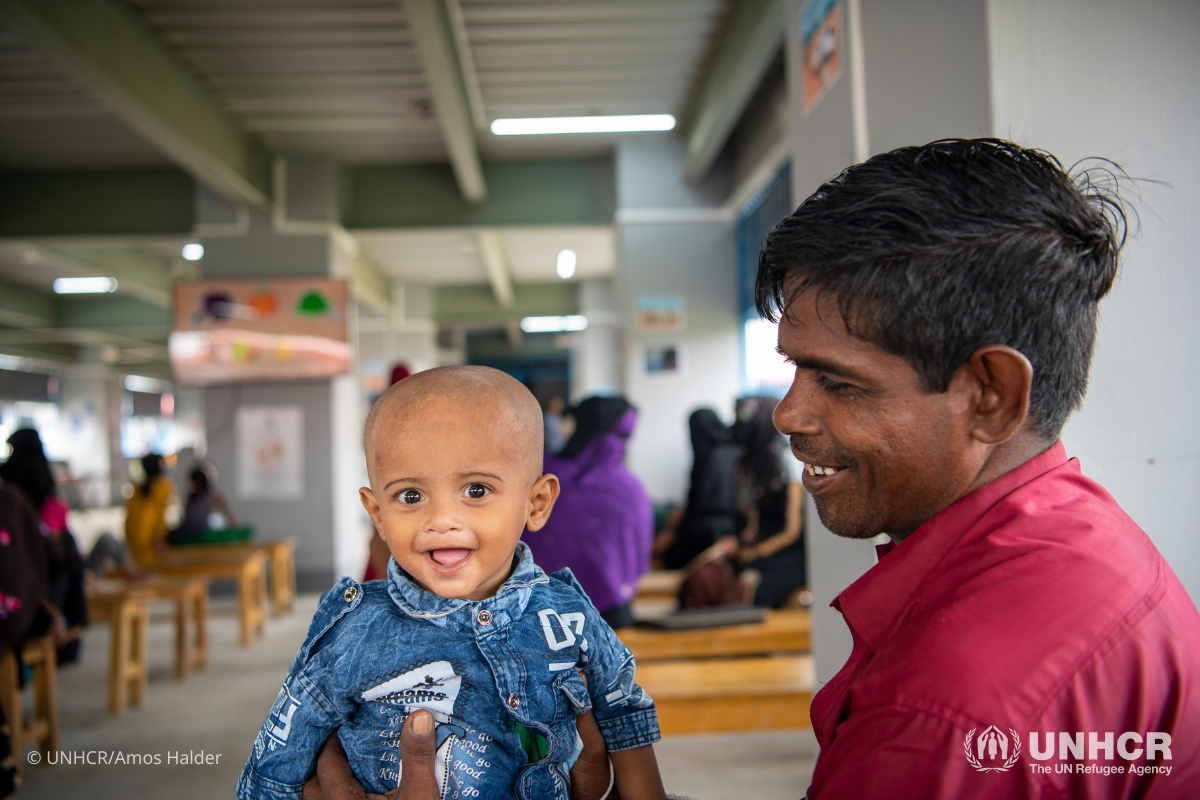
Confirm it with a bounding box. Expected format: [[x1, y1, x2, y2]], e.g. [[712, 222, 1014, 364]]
[[772, 289, 979, 540], [360, 397, 541, 600]]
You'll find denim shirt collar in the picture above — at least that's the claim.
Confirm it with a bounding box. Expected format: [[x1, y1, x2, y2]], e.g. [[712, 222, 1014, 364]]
[[385, 541, 548, 624]]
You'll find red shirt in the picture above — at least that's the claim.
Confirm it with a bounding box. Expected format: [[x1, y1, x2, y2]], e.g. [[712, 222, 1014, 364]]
[[807, 443, 1200, 799]]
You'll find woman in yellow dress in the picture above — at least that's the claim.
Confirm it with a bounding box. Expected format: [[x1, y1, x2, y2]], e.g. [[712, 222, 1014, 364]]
[[124, 454, 175, 568]]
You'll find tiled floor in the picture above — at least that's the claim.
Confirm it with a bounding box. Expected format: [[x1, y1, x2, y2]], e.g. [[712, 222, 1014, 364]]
[[16, 594, 815, 799]]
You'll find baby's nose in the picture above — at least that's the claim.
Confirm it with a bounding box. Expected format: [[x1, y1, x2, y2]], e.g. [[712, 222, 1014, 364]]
[[423, 496, 465, 533]]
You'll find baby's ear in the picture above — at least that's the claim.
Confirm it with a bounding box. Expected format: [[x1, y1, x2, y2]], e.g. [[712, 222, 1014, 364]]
[[525, 474, 560, 532], [359, 487, 383, 528]]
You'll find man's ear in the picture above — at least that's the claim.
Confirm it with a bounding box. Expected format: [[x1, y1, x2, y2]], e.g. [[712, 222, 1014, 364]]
[[960, 345, 1034, 445], [525, 474, 560, 532], [359, 487, 384, 533]]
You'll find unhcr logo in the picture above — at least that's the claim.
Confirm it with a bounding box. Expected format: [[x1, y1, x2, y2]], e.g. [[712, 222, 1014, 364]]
[[964, 726, 1022, 772]]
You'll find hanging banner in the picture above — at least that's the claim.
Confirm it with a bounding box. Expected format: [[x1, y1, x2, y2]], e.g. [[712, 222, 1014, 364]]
[[171, 277, 351, 385]]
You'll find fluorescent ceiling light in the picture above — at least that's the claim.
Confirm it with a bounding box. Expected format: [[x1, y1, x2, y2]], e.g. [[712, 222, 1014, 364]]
[[182, 243, 204, 261], [123, 374, 172, 395], [520, 315, 589, 333], [556, 249, 577, 279], [53, 277, 117, 294], [491, 115, 676, 136]]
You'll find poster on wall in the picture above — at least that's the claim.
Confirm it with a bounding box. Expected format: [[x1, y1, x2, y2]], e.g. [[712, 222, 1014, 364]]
[[635, 295, 686, 333], [237, 405, 304, 499], [170, 277, 351, 385], [643, 342, 686, 377], [801, 0, 843, 115]]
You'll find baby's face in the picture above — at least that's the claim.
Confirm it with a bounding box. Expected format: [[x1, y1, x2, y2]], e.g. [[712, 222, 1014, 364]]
[[360, 397, 557, 601]]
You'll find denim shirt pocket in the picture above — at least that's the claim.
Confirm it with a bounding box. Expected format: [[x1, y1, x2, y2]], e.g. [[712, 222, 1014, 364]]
[[553, 669, 592, 716]]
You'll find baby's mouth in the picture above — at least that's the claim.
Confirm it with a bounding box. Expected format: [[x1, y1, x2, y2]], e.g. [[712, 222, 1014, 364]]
[[426, 548, 473, 568]]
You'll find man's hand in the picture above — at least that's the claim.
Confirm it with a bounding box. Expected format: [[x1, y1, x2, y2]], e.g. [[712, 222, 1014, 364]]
[[303, 708, 613, 800], [302, 711, 439, 800]]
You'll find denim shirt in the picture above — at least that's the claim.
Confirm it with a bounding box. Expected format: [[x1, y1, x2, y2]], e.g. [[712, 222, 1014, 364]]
[[236, 543, 659, 800]]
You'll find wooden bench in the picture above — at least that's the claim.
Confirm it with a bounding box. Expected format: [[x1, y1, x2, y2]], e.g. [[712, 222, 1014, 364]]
[[165, 538, 297, 616], [0, 635, 65, 772], [618, 608, 813, 734], [157, 550, 268, 645], [618, 608, 810, 661], [636, 654, 814, 734], [87, 590, 152, 714]]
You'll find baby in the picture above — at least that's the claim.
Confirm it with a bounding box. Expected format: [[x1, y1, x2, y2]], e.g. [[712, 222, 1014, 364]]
[[237, 366, 666, 800]]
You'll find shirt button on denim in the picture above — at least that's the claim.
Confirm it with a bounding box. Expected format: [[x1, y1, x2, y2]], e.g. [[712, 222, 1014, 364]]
[[477, 609, 493, 626], [344, 586, 358, 602], [507, 693, 519, 711]]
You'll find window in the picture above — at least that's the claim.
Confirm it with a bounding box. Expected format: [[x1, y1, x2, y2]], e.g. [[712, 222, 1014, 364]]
[[736, 163, 794, 397]]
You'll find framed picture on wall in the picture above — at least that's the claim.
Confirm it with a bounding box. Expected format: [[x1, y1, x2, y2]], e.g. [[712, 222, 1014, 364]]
[[643, 342, 686, 377]]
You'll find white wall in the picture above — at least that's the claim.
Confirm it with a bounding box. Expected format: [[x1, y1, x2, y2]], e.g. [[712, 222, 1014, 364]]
[[572, 278, 621, 400], [988, 0, 1200, 603], [615, 139, 741, 503]]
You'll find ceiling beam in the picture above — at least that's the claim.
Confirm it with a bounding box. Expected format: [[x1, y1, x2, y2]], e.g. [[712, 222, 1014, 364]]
[[444, 0, 488, 132], [399, 0, 487, 202], [475, 230, 513, 308], [54, 293, 168, 333], [433, 282, 576, 326], [345, 158, 612, 229], [0, 0, 270, 209], [683, 0, 784, 183], [0, 281, 54, 328]]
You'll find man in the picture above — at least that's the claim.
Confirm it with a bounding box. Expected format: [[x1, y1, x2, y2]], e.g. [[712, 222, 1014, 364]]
[[758, 139, 1200, 798]]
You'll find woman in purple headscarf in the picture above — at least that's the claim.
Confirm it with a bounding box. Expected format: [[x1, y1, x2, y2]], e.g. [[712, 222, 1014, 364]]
[[524, 396, 652, 630]]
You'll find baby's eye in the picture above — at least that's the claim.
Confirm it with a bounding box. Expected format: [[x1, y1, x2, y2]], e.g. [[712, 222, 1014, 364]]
[[464, 484, 488, 500], [399, 489, 423, 505]]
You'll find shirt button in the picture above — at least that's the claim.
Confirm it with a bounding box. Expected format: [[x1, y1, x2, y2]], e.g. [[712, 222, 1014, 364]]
[[476, 609, 493, 626], [507, 693, 520, 711], [344, 586, 358, 603]]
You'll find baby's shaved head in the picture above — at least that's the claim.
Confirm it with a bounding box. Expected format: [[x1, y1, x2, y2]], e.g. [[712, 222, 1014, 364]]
[[364, 365, 544, 487]]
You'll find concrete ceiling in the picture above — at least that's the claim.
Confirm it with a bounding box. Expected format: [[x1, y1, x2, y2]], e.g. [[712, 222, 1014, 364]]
[[0, 20, 171, 168], [1, 0, 731, 170], [356, 225, 614, 284]]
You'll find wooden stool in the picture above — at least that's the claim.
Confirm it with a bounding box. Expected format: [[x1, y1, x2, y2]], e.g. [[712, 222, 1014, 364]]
[[260, 539, 297, 615], [91, 577, 209, 681], [146, 576, 209, 679], [172, 577, 208, 679], [159, 551, 267, 645], [88, 591, 151, 714], [0, 635, 62, 774]]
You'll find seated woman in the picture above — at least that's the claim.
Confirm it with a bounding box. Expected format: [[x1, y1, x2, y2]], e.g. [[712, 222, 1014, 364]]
[[124, 453, 175, 567], [171, 465, 237, 544], [731, 395, 807, 608], [522, 396, 653, 630], [657, 408, 742, 570], [0, 428, 86, 661]]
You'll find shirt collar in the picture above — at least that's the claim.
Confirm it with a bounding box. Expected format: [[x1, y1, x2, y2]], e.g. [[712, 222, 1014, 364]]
[[834, 441, 1069, 653], [386, 540, 548, 622]]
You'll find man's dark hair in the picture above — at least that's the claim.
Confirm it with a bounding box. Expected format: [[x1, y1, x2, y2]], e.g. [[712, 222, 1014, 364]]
[[757, 138, 1127, 439]]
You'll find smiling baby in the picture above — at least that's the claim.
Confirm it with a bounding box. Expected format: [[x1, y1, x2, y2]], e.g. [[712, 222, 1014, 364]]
[[237, 365, 665, 800]]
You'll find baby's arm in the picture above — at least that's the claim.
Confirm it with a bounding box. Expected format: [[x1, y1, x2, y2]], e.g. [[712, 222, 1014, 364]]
[[238, 581, 362, 799], [610, 745, 668, 800]]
